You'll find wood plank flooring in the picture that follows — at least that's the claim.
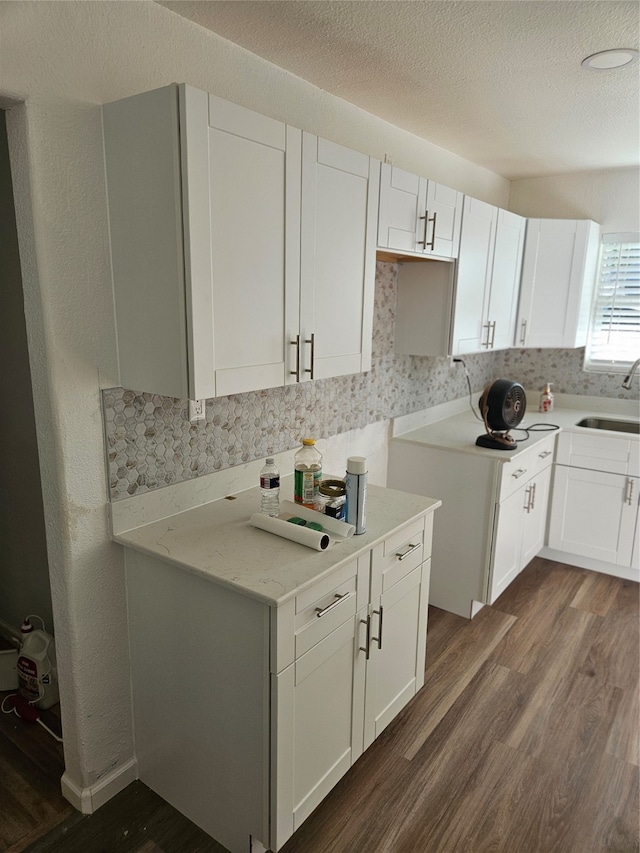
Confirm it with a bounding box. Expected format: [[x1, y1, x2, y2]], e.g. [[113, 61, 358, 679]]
[[1, 557, 638, 853]]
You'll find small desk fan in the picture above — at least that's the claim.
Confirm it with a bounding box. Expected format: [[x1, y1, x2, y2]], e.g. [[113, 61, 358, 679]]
[[476, 378, 526, 450]]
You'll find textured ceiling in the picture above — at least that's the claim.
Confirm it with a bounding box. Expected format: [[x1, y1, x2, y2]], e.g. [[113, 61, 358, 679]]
[[157, 0, 639, 180]]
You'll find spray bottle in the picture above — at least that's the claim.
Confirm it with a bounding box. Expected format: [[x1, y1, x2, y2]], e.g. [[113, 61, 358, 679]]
[[16, 615, 59, 710]]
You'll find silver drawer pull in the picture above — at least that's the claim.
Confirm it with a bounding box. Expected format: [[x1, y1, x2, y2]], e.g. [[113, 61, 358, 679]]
[[511, 468, 527, 479], [315, 591, 351, 618], [395, 542, 421, 561], [538, 450, 552, 459]]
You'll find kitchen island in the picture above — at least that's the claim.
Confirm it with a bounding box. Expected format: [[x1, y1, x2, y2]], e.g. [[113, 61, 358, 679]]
[[111, 476, 440, 853]]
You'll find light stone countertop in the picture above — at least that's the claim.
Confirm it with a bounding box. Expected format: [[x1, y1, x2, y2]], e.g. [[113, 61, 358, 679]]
[[112, 478, 441, 607], [392, 394, 639, 462]]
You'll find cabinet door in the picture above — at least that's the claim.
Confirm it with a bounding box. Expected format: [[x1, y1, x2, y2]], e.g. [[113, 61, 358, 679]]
[[548, 467, 638, 565], [272, 616, 362, 850], [516, 219, 600, 348], [489, 484, 527, 604], [423, 180, 463, 259], [363, 565, 423, 750], [488, 209, 526, 350], [299, 134, 379, 381], [377, 163, 426, 253], [520, 465, 552, 568], [451, 197, 497, 354], [207, 95, 301, 397]]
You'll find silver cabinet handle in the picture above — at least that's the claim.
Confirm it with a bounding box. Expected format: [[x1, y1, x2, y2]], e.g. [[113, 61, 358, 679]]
[[428, 210, 437, 250], [419, 210, 437, 250], [371, 606, 383, 650], [359, 614, 371, 659], [538, 450, 552, 460], [511, 468, 527, 480], [482, 322, 492, 349], [524, 485, 532, 513], [626, 478, 635, 506], [419, 209, 429, 248], [290, 334, 300, 381], [395, 542, 421, 561], [489, 320, 496, 348], [304, 333, 315, 379], [315, 591, 351, 618], [530, 481, 536, 510], [519, 319, 527, 346]]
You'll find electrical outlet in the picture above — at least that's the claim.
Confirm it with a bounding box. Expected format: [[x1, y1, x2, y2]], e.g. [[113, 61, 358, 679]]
[[188, 399, 205, 422], [384, 153, 393, 165]]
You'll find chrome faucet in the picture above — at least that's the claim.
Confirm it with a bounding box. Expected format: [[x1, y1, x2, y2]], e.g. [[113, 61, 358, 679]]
[[622, 357, 640, 390]]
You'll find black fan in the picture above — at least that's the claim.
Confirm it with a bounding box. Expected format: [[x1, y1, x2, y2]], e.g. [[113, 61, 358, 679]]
[[476, 378, 526, 450]]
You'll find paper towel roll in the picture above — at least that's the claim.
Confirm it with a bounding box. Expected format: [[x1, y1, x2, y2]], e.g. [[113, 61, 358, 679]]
[[250, 513, 331, 550], [249, 501, 356, 550]]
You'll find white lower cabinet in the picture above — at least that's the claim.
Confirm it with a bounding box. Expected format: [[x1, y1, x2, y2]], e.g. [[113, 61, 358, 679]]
[[547, 429, 640, 574], [125, 512, 434, 853], [549, 467, 638, 568], [272, 516, 432, 851], [388, 432, 556, 618], [491, 464, 551, 603]]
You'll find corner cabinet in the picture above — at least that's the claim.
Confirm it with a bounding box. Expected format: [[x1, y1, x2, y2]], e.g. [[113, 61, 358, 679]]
[[450, 198, 526, 355], [393, 198, 525, 359], [377, 163, 463, 259], [121, 499, 436, 853], [516, 218, 601, 348], [103, 84, 379, 400]]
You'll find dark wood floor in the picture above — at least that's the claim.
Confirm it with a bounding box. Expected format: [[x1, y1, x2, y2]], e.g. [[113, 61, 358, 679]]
[[2, 557, 638, 853]]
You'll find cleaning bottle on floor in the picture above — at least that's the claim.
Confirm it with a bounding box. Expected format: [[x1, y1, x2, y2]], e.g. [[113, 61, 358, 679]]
[[16, 616, 59, 710]]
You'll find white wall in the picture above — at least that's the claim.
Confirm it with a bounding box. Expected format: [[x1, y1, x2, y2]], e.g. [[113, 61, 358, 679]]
[[509, 167, 640, 233], [0, 0, 509, 803]]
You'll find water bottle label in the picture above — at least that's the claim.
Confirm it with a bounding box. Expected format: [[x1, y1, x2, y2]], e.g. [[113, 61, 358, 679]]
[[260, 474, 280, 489]]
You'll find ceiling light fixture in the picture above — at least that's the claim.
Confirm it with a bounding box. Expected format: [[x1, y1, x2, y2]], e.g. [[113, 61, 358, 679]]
[[581, 48, 639, 70]]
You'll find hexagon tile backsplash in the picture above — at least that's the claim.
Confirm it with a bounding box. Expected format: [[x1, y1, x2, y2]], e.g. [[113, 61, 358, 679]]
[[103, 261, 636, 501]]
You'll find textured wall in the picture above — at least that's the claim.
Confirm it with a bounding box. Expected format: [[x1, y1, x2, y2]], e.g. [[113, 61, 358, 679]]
[[509, 167, 640, 234], [0, 112, 53, 631]]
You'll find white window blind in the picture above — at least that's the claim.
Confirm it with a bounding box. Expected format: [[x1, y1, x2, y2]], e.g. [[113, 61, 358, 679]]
[[585, 233, 640, 371]]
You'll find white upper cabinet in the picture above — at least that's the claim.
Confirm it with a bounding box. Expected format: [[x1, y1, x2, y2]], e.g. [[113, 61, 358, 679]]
[[490, 209, 527, 350], [516, 218, 601, 348], [103, 84, 379, 400], [450, 198, 525, 355], [297, 134, 380, 382], [377, 163, 463, 259]]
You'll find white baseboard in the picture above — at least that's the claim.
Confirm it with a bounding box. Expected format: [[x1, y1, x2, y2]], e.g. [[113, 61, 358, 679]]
[[61, 757, 138, 814], [540, 547, 639, 583]]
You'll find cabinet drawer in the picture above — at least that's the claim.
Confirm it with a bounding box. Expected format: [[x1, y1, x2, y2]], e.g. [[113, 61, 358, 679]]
[[499, 435, 556, 501], [372, 517, 428, 593], [556, 430, 635, 475], [295, 561, 359, 659]]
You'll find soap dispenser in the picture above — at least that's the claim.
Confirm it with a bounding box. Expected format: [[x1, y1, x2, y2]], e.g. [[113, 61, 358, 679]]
[[539, 382, 554, 413]]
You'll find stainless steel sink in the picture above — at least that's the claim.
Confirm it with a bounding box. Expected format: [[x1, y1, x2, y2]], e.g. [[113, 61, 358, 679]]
[[576, 416, 640, 434]]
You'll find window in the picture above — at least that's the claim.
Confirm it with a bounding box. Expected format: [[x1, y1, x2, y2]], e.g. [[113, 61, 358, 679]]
[[585, 233, 640, 372]]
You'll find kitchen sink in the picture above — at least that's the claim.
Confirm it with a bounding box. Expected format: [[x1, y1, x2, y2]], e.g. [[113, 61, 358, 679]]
[[575, 416, 640, 434]]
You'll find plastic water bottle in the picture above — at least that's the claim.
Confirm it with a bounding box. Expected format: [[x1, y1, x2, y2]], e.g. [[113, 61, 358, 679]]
[[260, 457, 280, 517]]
